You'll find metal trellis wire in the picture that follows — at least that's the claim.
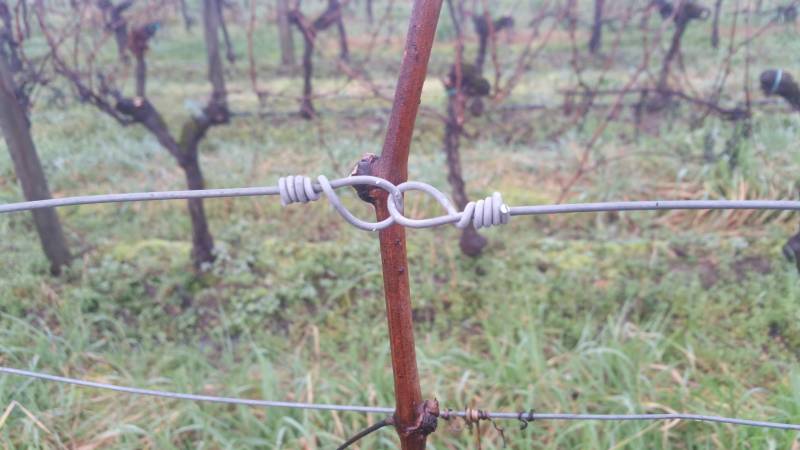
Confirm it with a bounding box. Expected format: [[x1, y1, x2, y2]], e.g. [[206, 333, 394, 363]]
[[1, 367, 799, 431], [3, 175, 800, 231]]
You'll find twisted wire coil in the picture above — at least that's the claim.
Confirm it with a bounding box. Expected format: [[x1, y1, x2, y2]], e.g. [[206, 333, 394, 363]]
[[278, 175, 319, 206]]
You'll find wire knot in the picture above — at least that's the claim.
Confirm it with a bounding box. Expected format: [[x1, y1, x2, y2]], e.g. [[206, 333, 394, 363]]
[[385, 181, 511, 229], [464, 408, 490, 427], [278, 175, 320, 206], [278, 175, 511, 231]]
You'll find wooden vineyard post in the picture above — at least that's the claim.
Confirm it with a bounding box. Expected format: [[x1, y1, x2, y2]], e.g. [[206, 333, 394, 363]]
[[357, 1, 444, 449]]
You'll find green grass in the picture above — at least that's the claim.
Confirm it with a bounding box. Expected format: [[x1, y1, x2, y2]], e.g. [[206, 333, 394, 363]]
[[1, 1, 800, 448]]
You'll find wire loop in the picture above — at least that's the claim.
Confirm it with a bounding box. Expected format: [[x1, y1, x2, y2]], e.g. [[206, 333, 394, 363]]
[[384, 181, 510, 230], [386, 181, 459, 228], [317, 175, 400, 232]]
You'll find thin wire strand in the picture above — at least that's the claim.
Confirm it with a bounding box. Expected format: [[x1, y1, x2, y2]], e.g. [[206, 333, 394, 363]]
[[508, 200, 800, 216], [2, 367, 800, 431], [459, 411, 800, 431], [0, 187, 280, 213], [0, 367, 393, 414]]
